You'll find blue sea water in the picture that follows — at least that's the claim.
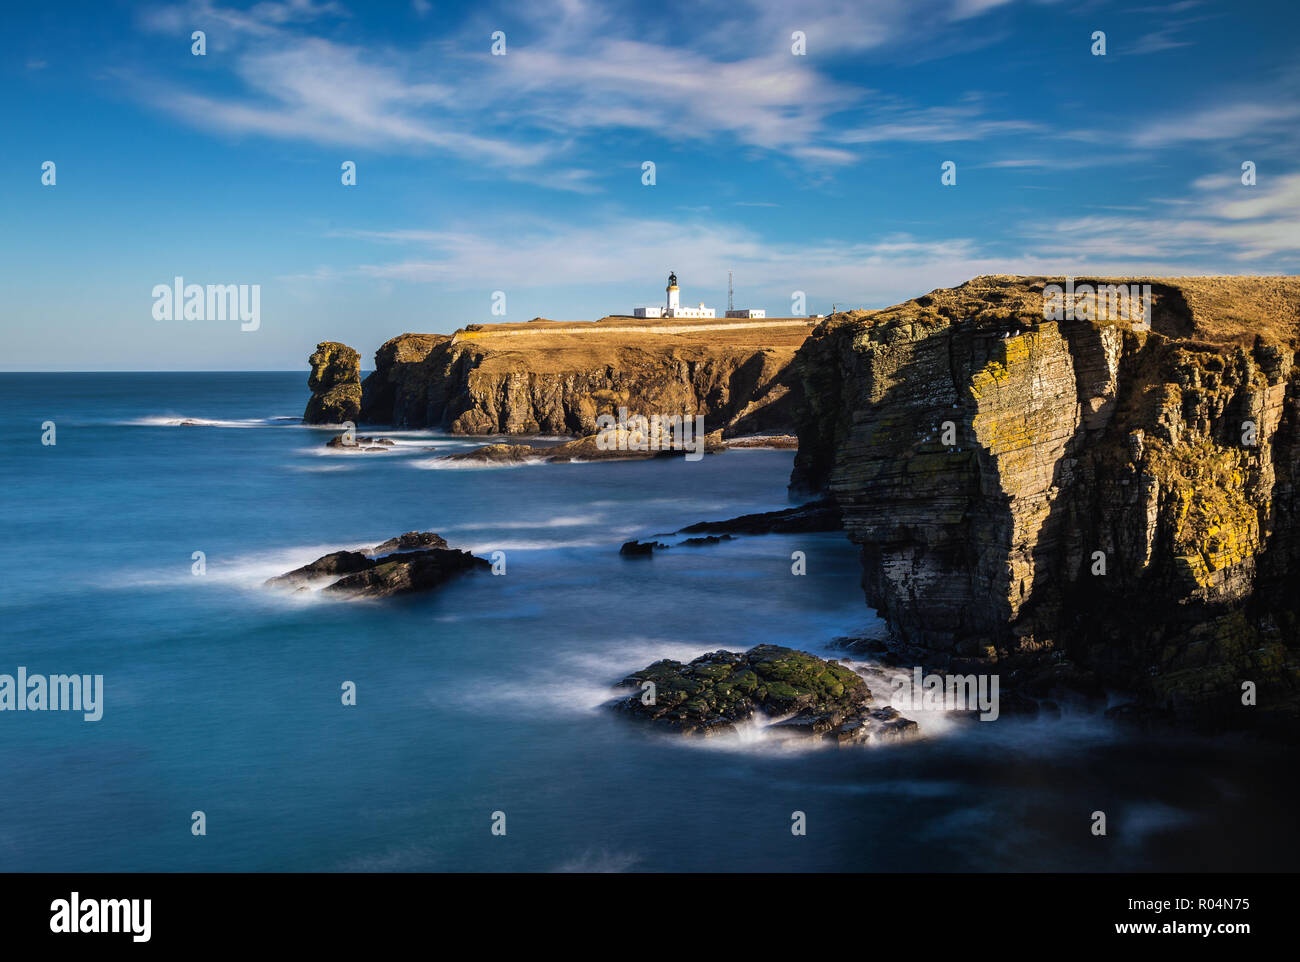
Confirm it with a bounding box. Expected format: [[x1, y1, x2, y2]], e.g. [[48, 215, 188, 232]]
[[0, 372, 1295, 872]]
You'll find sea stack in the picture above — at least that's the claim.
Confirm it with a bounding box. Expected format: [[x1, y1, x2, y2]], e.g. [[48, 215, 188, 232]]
[[303, 341, 362, 425]]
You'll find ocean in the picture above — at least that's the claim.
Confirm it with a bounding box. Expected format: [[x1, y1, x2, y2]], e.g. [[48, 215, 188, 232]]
[[0, 372, 1294, 871]]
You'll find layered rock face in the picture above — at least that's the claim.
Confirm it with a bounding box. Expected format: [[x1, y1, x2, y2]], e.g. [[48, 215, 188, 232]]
[[303, 341, 362, 424], [357, 317, 814, 437], [357, 333, 449, 428], [791, 275, 1300, 728]]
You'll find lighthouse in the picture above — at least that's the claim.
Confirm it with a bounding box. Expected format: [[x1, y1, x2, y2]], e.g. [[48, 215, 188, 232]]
[[631, 271, 715, 318]]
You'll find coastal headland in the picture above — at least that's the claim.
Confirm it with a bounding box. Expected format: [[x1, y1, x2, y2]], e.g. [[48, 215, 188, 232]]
[[303, 275, 1300, 733], [305, 314, 817, 438]]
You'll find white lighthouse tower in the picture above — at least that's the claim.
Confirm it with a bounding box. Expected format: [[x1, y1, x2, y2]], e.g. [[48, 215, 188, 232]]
[[632, 271, 715, 318]]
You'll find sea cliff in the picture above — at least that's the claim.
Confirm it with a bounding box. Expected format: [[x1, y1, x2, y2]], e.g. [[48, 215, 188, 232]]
[[790, 275, 1300, 730], [353, 316, 815, 437]]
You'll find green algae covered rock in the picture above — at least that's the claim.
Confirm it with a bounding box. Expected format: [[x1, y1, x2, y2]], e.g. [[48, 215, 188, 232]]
[[613, 644, 915, 743]]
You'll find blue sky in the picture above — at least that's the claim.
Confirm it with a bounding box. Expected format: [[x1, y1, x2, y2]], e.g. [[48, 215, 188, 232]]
[[3, 0, 1298, 370]]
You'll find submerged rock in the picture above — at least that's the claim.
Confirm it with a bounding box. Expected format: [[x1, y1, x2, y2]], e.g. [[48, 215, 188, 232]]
[[620, 534, 733, 555], [619, 499, 839, 557], [620, 540, 669, 557], [676, 498, 842, 536], [677, 534, 734, 547], [442, 442, 560, 464], [325, 433, 396, 450], [611, 644, 917, 744], [443, 430, 724, 465]]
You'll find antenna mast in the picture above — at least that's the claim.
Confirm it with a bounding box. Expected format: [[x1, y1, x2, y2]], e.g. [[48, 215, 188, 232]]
[[728, 271, 734, 312]]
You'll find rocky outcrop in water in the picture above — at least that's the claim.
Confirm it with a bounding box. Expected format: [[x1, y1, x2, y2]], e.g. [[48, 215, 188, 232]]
[[612, 644, 917, 742], [372, 531, 448, 553], [266, 550, 372, 588], [790, 275, 1300, 730], [619, 539, 669, 556], [615, 500, 837, 555], [321, 549, 487, 598], [326, 433, 395, 450], [444, 428, 726, 464], [303, 342, 362, 425], [265, 531, 486, 597], [354, 318, 813, 436], [676, 498, 842, 535]]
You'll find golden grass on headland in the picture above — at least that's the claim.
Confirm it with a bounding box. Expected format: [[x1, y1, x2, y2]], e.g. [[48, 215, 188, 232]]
[[447, 276, 1300, 353], [822, 275, 1300, 348], [444, 315, 819, 377], [454, 314, 818, 345]]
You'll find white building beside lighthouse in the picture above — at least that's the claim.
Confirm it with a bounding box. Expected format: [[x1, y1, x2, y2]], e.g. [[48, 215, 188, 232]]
[[634, 272, 716, 319]]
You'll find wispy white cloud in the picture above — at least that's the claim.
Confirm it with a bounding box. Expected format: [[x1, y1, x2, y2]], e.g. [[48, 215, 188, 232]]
[[691, 0, 1017, 58], [1128, 102, 1300, 148], [131, 0, 1039, 176], [140, 0, 348, 41], [330, 219, 1008, 304], [1128, 27, 1194, 55], [838, 101, 1043, 145], [131, 32, 555, 167], [1125, 0, 1212, 55], [493, 40, 859, 163], [1023, 172, 1300, 261], [302, 164, 1299, 315], [319, 198, 1277, 313]]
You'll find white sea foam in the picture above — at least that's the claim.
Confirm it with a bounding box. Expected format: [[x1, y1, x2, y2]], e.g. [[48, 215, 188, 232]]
[[848, 661, 966, 737], [302, 433, 446, 457], [302, 445, 396, 457], [554, 849, 641, 873], [407, 448, 657, 470], [1119, 802, 1200, 844], [451, 514, 596, 531], [126, 415, 291, 428], [668, 715, 844, 755], [457, 536, 625, 551], [408, 456, 547, 470], [96, 541, 377, 592], [440, 636, 724, 719], [504, 639, 942, 755], [283, 463, 354, 473], [334, 845, 442, 872]]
